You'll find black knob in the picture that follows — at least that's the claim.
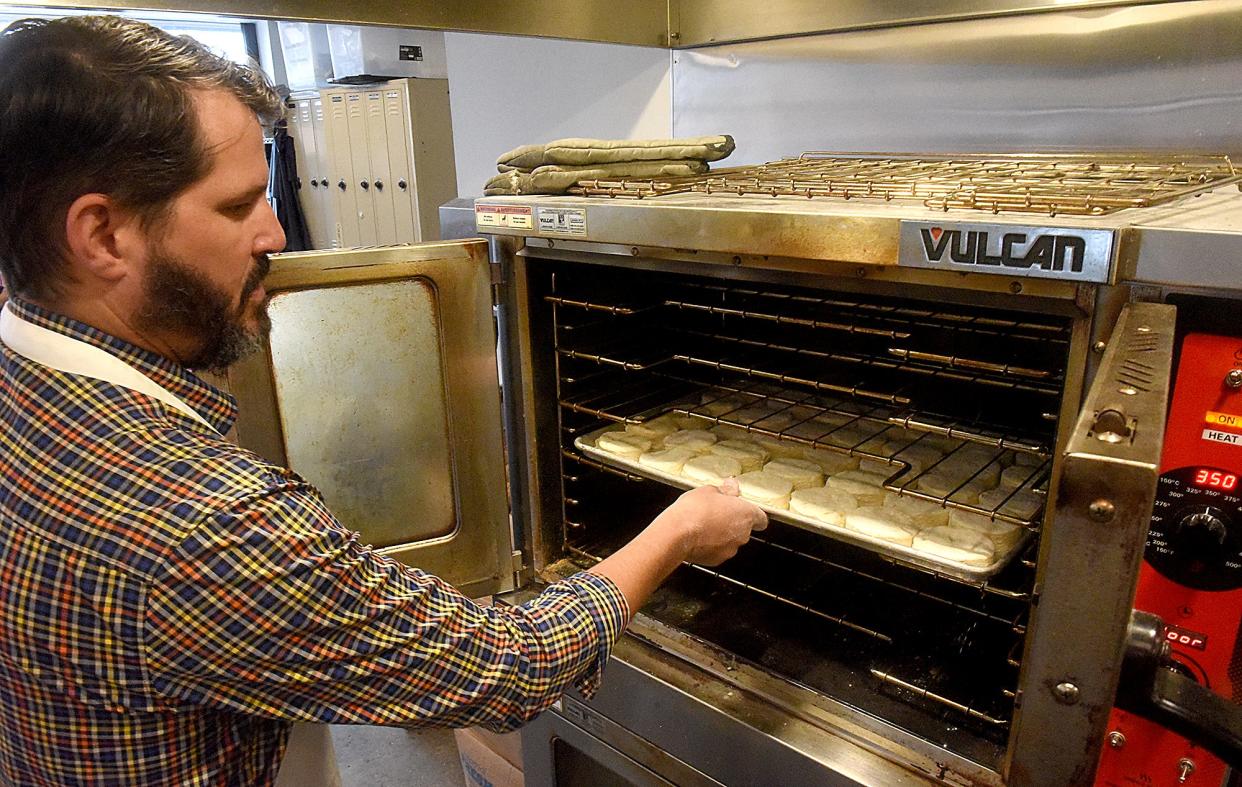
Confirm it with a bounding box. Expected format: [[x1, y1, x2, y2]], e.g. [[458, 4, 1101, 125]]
[[374, 179, 384, 191], [360, 180, 370, 191], [295, 177, 302, 189], [310, 179, 319, 188], [1175, 508, 1229, 549], [338, 179, 347, 191], [398, 179, 408, 191]]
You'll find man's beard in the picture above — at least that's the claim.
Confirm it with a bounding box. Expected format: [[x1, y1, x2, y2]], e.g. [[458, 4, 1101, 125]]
[[135, 248, 271, 373]]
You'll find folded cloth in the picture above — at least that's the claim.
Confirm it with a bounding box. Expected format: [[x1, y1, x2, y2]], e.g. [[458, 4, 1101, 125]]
[[497, 143, 546, 171], [497, 135, 734, 170], [484, 159, 709, 196]]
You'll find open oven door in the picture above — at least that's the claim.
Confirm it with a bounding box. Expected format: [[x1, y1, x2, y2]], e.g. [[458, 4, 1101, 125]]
[[1007, 301, 1177, 786], [224, 240, 516, 598], [1008, 302, 1242, 785]]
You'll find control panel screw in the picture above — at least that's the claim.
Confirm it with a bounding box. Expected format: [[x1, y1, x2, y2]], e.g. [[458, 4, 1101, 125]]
[[1053, 681, 1080, 705], [630, 247, 640, 257], [1093, 341, 1107, 353], [1088, 499, 1116, 522], [1177, 757, 1195, 783], [1107, 731, 1126, 749], [1009, 281, 1023, 294], [1225, 368, 1242, 389]]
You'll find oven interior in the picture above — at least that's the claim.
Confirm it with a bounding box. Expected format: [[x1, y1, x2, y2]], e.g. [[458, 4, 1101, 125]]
[[525, 259, 1075, 770]]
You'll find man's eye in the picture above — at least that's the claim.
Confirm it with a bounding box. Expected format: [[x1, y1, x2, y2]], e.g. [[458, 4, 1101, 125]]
[[224, 203, 251, 217]]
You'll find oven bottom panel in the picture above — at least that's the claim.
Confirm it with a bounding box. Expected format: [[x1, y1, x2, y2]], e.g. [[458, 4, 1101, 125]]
[[519, 635, 952, 786]]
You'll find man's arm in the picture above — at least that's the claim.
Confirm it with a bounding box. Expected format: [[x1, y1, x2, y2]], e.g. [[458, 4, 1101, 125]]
[[142, 479, 763, 732], [588, 479, 767, 616]]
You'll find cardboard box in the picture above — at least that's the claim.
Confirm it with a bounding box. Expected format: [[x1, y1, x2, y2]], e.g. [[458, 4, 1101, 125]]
[[455, 728, 524, 787]]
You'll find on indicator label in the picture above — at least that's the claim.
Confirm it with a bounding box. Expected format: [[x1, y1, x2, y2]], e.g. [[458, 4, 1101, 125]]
[[1206, 410, 1242, 429]]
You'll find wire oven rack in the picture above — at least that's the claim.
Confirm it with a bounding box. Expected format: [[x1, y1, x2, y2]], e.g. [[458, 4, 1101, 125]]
[[548, 275, 1067, 531], [570, 152, 1241, 217]]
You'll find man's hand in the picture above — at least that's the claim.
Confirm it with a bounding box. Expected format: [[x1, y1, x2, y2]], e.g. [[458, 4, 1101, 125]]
[[651, 479, 767, 566], [588, 478, 768, 617]]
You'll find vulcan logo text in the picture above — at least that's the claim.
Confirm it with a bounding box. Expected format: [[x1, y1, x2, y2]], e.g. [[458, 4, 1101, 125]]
[[919, 227, 1086, 273]]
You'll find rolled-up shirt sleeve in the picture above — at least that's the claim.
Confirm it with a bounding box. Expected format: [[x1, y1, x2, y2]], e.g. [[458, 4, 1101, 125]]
[[141, 482, 630, 732]]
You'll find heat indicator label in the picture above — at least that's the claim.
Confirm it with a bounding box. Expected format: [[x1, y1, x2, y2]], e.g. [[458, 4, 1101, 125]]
[[1203, 429, 1242, 447]]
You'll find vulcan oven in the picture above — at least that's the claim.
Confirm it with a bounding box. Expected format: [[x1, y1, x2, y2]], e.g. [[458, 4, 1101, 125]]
[[228, 154, 1242, 786]]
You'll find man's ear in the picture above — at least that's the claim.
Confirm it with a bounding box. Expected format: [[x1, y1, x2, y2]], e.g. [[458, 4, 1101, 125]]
[[63, 193, 144, 285]]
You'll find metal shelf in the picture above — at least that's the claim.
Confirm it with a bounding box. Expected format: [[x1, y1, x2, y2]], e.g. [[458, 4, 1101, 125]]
[[571, 152, 1242, 218]]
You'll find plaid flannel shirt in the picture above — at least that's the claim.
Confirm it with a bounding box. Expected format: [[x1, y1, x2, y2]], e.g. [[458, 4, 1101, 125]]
[[0, 299, 629, 786]]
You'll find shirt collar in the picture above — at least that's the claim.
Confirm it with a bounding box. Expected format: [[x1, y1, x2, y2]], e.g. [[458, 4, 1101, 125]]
[[8, 298, 238, 435]]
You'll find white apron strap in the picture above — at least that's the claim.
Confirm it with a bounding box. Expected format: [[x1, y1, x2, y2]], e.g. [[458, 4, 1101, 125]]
[[0, 303, 217, 433]]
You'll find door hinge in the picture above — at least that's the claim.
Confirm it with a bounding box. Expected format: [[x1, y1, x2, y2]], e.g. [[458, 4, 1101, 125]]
[[511, 549, 524, 573], [490, 262, 506, 306]]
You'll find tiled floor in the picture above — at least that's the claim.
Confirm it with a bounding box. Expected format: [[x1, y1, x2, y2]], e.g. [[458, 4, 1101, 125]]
[[333, 726, 463, 787]]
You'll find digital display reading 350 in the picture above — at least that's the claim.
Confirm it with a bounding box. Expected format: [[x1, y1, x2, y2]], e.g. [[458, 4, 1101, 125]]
[[1193, 468, 1239, 491]]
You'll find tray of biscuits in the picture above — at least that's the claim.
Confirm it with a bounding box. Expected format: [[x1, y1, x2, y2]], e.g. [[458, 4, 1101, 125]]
[[575, 409, 1039, 583]]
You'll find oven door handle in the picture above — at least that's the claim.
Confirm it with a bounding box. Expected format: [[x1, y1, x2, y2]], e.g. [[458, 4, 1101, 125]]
[[1115, 609, 1242, 769]]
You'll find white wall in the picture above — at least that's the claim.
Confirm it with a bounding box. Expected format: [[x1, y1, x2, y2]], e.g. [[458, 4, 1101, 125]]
[[444, 33, 672, 197]]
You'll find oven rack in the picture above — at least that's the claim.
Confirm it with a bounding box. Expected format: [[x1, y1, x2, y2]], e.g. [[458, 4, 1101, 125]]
[[560, 449, 1039, 601], [563, 525, 1025, 730], [555, 382, 1052, 527], [551, 287, 1069, 351], [669, 326, 1064, 395], [556, 334, 1061, 418], [557, 366, 1052, 500], [550, 293, 1069, 393], [674, 374, 1052, 455], [568, 152, 1242, 218], [870, 670, 1009, 728]]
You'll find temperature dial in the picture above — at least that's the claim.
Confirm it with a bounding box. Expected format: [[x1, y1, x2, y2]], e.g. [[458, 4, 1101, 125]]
[[1147, 466, 1242, 591], [1176, 508, 1229, 550]]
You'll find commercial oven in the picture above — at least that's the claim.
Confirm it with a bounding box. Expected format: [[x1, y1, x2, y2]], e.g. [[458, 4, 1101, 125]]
[[228, 154, 1242, 786]]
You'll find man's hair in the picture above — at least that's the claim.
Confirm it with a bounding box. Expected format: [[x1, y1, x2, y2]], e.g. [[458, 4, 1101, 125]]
[[0, 15, 283, 300]]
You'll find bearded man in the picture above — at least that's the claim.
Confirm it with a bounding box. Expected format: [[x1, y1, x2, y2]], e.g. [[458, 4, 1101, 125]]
[[0, 16, 765, 786]]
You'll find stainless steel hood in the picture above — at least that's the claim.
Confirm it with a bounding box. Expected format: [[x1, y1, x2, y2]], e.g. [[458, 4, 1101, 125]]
[[14, 0, 1195, 48]]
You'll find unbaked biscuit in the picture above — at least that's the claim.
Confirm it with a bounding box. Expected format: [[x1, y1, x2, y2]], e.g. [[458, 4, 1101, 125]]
[[683, 454, 743, 485], [790, 486, 857, 526], [913, 526, 996, 566], [595, 431, 653, 459], [638, 446, 698, 475], [826, 470, 888, 506], [737, 470, 794, 509], [763, 457, 825, 490], [948, 509, 1024, 548], [845, 506, 922, 546], [663, 429, 718, 453], [709, 439, 769, 472]]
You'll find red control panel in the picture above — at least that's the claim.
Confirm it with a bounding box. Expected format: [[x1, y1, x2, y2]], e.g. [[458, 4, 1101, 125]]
[[1097, 333, 1242, 786]]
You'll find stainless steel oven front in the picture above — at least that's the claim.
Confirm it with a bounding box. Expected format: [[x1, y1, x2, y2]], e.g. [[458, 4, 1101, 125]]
[[471, 163, 1242, 787]]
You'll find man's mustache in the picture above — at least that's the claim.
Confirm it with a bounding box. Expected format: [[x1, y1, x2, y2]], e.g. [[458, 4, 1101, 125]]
[[241, 255, 271, 300]]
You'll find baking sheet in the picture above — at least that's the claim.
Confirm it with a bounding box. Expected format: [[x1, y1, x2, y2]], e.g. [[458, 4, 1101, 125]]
[[574, 422, 1034, 584]]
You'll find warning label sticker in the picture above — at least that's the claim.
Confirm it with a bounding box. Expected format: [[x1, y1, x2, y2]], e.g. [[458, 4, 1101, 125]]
[[537, 207, 587, 236], [475, 204, 533, 231], [1202, 428, 1242, 446]]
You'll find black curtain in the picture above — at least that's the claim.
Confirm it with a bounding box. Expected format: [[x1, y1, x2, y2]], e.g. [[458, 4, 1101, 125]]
[[269, 124, 312, 252]]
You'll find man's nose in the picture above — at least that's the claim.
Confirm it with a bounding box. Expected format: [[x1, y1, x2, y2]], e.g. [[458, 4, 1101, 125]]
[[257, 199, 287, 254]]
